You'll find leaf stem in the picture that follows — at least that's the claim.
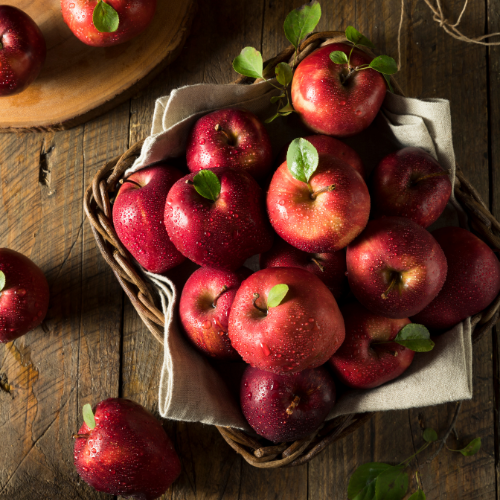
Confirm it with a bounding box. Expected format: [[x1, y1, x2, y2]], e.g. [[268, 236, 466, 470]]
[[426, 402, 462, 464]]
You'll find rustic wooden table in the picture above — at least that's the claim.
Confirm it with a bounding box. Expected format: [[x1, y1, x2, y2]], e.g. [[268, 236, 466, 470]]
[[0, 0, 498, 498]]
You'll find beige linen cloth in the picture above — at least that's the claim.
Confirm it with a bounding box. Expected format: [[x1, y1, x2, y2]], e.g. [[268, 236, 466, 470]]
[[125, 81, 473, 430]]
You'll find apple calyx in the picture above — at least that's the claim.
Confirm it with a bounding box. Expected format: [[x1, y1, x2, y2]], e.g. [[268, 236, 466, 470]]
[[212, 285, 228, 308], [192, 170, 221, 202], [310, 184, 336, 200], [286, 395, 300, 415], [93, 0, 120, 34]]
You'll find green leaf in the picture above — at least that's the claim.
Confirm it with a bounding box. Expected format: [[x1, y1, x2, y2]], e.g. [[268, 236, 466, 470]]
[[348, 462, 392, 500], [275, 62, 293, 86], [270, 95, 285, 103], [345, 26, 375, 48], [264, 113, 279, 124], [455, 437, 482, 456], [93, 0, 119, 33], [375, 466, 409, 500], [267, 284, 289, 309], [330, 50, 349, 65], [369, 55, 398, 75], [192, 170, 221, 201], [0, 271, 5, 292], [283, 1, 322, 49], [286, 138, 319, 183], [394, 324, 435, 352], [384, 74, 394, 93], [232, 47, 264, 79], [423, 428, 438, 443], [278, 102, 294, 115], [408, 491, 426, 500], [82, 404, 96, 430]]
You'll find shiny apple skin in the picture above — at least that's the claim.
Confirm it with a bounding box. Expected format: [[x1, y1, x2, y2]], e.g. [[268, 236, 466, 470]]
[[346, 217, 448, 318], [228, 267, 345, 375], [275, 134, 365, 179], [0, 6, 46, 96], [112, 164, 185, 274], [260, 237, 347, 299], [291, 43, 386, 137], [186, 108, 273, 180], [267, 153, 370, 253], [241, 365, 336, 443], [371, 147, 452, 227], [0, 249, 50, 343], [61, 0, 156, 47], [165, 167, 274, 270], [179, 266, 252, 360], [74, 398, 181, 500], [329, 302, 414, 389], [412, 227, 500, 331]]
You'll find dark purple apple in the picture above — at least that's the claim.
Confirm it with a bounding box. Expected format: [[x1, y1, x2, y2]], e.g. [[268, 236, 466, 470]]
[[346, 217, 448, 318], [0, 6, 46, 96], [241, 365, 336, 443], [179, 266, 252, 360], [412, 226, 500, 331], [73, 398, 181, 499], [370, 147, 452, 228], [186, 108, 273, 180], [329, 301, 414, 389], [260, 238, 347, 299], [112, 164, 185, 274]]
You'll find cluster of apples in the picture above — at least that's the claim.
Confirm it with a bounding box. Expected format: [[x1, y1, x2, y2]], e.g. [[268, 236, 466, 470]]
[[0, 1, 156, 97]]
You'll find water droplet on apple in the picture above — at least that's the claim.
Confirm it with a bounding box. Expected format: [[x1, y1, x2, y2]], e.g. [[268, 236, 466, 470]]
[[203, 320, 211, 329]]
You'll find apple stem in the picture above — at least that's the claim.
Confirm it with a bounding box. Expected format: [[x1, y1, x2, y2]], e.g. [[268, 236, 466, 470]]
[[381, 275, 398, 300], [286, 395, 301, 415], [310, 184, 335, 200], [0, 41, 3, 50], [311, 257, 324, 272], [72, 433, 89, 439], [411, 172, 449, 184], [252, 293, 268, 315], [121, 179, 142, 189], [214, 124, 235, 145], [212, 285, 228, 308]]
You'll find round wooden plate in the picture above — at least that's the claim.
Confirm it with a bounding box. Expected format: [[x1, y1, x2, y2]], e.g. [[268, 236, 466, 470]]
[[0, 0, 196, 131]]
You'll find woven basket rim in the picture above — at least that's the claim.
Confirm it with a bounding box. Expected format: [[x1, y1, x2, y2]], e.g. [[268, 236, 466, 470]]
[[83, 30, 500, 468]]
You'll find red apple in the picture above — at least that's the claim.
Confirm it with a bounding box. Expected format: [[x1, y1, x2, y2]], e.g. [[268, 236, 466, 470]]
[[329, 302, 414, 389], [240, 365, 336, 443], [260, 238, 347, 299], [61, 0, 156, 47], [228, 267, 345, 374], [370, 147, 452, 228], [346, 217, 447, 318], [186, 108, 273, 180], [112, 164, 185, 274], [74, 398, 181, 499], [0, 6, 46, 96], [291, 43, 386, 137], [276, 134, 365, 179], [267, 153, 370, 252], [0, 249, 49, 343], [412, 226, 500, 331], [165, 167, 273, 270], [179, 266, 252, 360]]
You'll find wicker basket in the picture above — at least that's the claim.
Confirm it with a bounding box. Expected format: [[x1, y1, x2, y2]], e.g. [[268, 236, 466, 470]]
[[83, 31, 500, 468]]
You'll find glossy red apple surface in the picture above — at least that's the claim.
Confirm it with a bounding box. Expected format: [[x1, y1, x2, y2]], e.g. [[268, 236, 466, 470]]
[[0, 249, 49, 343], [228, 267, 345, 374], [267, 153, 370, 252], [186, 108, 273, 180], [329, 302, 414, 389], [74, 398, 181, 500], [0, 6, 46, 96], [291, 43, 386, 137], [370, 147, 452, 227], [61, 0, 156, 47], [241, 365, 336, 443], [179, 266, 252, 360], [275, 134, 365, 179], [112, 164, 185, 274], [346, 217, 447, 318], [412, 226, 500, 331], [260, 238, 347, 299], [165, 167, 273, 270]]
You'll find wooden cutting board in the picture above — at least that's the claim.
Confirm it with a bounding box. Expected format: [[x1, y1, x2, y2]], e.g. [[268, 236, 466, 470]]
[[0, 0, 196, 131]]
